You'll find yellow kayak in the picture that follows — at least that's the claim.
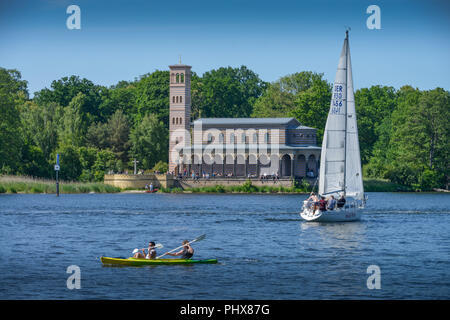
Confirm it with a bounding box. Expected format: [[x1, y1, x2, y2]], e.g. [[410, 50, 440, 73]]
[[100, 256, 218, 266]]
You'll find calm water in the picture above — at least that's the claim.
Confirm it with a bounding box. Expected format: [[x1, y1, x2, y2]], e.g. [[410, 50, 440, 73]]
[[0, 192, 449, 299]]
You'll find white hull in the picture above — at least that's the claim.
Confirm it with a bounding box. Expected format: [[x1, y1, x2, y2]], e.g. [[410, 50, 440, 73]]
[[300, 200, 362, 222]]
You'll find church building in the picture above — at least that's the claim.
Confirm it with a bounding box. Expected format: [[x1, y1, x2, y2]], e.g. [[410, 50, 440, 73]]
[[168, 63, 321, 180]]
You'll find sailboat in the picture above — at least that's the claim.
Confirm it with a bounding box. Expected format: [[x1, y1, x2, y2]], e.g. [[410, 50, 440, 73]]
[[300, 30, 365, 222]]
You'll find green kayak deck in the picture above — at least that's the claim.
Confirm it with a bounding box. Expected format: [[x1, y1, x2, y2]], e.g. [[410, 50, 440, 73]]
[[100, 256, 218, 266]]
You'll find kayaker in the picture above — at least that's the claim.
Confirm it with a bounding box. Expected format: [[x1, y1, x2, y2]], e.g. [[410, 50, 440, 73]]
[[146, 241, 157, 259], [165, 240, 194, 259], [132, 248, 146, 259]]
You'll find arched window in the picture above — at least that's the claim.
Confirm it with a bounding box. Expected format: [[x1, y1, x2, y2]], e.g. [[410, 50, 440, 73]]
[[176, 73, 180, 83], [176, 118, 179, 125], [230, 134, 235, 144], [179, 117, 182, 124], [219, 133, 224, 143], [241, 134, 246, 143], [253, 133, 257, 143], [265, 133, 269, 143], [172, 96, 175, 103], [171, 73, 175, 83], [176, 96, 179, 103], [180, 73, 184, 83], [172, 117, 175, 125], [180, 96, 182, 103], [207, 133, 212, 143]]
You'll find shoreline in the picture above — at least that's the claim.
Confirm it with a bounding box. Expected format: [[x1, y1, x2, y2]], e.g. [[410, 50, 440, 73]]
[[1, 176, 447, 194]]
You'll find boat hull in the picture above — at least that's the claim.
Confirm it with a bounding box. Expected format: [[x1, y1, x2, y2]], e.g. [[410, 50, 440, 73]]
[[100, 256, 218, 266], [300, 201, 362, 222]]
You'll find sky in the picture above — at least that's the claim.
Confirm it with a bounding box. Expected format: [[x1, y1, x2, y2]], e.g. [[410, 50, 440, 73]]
[[0, 0, 449, 96]]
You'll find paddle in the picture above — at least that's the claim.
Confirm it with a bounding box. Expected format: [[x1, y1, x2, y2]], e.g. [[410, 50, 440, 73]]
[[138, 243, 164, 250], [156, 234, 206, 259], [133, 243, 164, 255]]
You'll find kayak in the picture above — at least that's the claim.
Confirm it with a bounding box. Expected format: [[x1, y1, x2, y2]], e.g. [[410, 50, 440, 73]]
[[100, 256, 218, 266]]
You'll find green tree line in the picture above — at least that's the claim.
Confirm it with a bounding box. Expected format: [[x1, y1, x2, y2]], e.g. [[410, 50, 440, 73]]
[[0, 67, 448, 190]]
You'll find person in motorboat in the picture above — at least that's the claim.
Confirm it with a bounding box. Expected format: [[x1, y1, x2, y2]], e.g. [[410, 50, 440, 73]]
[[327, 195, 337, 210], [165, 240, 194, 259], [318, 196, 328, 211], [337, 194, 346, 208], [146, 241, 157, 259]]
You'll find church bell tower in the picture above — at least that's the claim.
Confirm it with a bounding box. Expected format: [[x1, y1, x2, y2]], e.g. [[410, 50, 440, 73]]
[[168, 63, 191, 174]]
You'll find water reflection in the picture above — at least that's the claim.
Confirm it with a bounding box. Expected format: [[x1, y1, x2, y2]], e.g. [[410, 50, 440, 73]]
[[299, 221, 366, 251]]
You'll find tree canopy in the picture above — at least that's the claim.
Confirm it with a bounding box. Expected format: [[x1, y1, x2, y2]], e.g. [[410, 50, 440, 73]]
[[0, 65, 448, 190]]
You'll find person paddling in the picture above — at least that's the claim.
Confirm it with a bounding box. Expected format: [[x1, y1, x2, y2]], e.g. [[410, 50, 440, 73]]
[[165, 240, 194, 259], [146, 241, 157, 259], [132, 248, 146, 259]]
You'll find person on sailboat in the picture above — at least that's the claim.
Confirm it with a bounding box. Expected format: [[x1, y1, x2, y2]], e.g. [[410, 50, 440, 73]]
[[318, 196, 328, 211], [306, 192, 319, 210], [327, 195, 337, 210], [337, 194, 346, 208]]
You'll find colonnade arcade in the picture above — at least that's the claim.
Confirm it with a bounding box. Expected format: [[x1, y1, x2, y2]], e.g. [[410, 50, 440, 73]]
[[174, 152, 320, 178]]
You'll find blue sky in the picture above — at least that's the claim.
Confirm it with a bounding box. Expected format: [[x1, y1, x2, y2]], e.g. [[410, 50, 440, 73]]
[[0, 0, 449, 96]]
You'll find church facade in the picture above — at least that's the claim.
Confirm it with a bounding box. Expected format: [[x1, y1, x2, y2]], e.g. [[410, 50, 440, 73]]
[[168, 63, 321, 179]]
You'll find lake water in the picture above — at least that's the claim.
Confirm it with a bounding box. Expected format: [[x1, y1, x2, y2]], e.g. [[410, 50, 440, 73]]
[[0, 192, 449, 299]]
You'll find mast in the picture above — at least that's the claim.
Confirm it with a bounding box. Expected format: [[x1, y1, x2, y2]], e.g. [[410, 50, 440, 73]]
[[343, 30, 349, 197]]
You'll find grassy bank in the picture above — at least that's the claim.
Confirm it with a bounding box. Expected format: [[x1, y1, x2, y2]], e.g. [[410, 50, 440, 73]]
[[0, 175, 413, 194], [363, 178, 412, 192], [159, 179, 312, 194], [0, 175, 121, 194], [159, 178, 413, 194]]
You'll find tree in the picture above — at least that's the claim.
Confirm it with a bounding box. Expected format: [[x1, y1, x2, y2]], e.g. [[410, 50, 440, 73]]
[[34, 75, 105, 123], [20, 101, 63, 162], [355, 86, 397, 164], [288, 72, 332, 142], [55, 144, 82, 181], [133, 70, 170, 125], [78, 146, 98, 182], [0, 68, 28, 173], [92, 149, 117, 181], [369, 86, 450, 190], [98, 83, 136, 119], [20, 145, 50, 177], [58, 93, 88, 148], [129, 114, 168, 170], [252, 71, 331, 142], [193, 66, 267, 119], [251, 81, 295, 118], [86, 122, 110, 150], [107, 110, 131, 163]]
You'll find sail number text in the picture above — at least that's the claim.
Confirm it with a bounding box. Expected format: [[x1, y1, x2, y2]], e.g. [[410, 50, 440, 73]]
[[331, 85, 344, 114]]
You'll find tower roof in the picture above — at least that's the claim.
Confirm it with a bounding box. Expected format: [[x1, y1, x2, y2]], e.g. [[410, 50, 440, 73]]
[[169, 64, 191, 69]]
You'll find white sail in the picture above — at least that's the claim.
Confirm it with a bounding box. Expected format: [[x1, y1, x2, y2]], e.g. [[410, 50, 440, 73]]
[[319, 32, 364, 201], [344, 42, 364, 200]]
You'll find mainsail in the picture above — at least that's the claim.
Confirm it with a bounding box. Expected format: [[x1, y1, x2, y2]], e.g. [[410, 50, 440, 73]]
[[319, 31, 364, 201]]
